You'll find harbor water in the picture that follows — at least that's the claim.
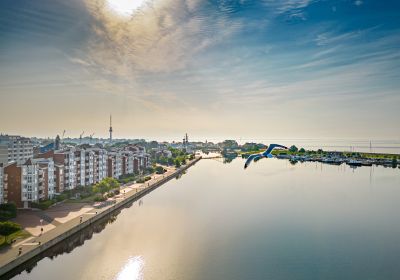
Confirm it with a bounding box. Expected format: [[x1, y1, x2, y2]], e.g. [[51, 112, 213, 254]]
[[11, 157, 400, 280]]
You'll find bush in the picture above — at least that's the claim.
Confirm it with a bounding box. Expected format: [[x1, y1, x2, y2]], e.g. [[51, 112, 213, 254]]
[[107, 192, 115, 198], [155, 166, 165, 174], [31, 200, 56, 210], [289, 145, 298, 153], [0, 203, 17, 221], [94, 195, 106, 202], [0, 221, 22, 242], [55, 194, 68, 202]]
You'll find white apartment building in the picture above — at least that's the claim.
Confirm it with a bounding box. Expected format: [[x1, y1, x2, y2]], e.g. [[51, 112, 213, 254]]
[[0, 164, 5, 204], [0, 135, 33, 164], [122, 151, 134, 175], [84, 150, 95, 186], [32, 158, 56, 200], [108, 152, 123, 179], [75, 149, 86, 187], [63, 149, 77, 190], [21, 159, 39, 208], [96, 149, 108, 182]]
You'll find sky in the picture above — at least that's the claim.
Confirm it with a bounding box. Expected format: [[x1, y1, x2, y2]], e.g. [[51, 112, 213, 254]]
[[0, 0, 399, 141]]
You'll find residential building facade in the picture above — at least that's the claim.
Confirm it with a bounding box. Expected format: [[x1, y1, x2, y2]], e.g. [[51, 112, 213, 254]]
[[0, 135, 33, 164]]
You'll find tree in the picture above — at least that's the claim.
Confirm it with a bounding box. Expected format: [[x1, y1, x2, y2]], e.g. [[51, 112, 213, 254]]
[[299, 148, 306, 153], [155, 166, 164, 174], [317, 149, 323, 154], [175, 159, 181, 168], [0, 202, 17, 221], [393, 157, 398, 166], [289, 145, 298, 153], [0, 221, 21, 242]]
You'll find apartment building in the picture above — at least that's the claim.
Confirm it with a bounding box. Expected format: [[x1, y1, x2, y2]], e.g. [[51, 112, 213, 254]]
[[5, 159, 39, 208], [54, 164, 65, 193], [83, 149, 95, 186], [0, 135, 33, 164], [122, 151, 134, 175], [108, 151, 123, 179], [75, 149, 86, 187], [0, 163, 6, 204], [39, 149, 77, 191], [91, 148, 108, 183], [32, 158, 56, 200]]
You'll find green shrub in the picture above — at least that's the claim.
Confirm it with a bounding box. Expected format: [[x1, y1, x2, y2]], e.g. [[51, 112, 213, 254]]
[[0, 221, 21, 241], [0, 203, 17, 221], [55, 194, 68, 202], [289, 145, 298, 153], [94, 195, 106, 202], [31, 200, 56, 210], [107, 192, 115, 198]]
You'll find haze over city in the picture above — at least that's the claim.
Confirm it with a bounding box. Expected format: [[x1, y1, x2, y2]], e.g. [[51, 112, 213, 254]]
[[1, 0, 399, 140]]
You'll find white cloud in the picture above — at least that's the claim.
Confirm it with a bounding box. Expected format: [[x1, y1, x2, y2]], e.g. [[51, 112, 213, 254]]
[[80, 0, 243, 76]]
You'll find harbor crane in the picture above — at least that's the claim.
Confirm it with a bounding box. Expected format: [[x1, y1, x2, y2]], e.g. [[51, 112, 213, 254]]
[[90, 133, 95, 144]]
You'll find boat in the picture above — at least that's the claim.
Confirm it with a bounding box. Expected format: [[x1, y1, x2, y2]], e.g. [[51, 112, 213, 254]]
[[347, 159, 362, 167]]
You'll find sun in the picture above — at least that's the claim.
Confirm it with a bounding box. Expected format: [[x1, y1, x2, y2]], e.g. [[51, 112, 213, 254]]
[[106, 0, 146, 16]]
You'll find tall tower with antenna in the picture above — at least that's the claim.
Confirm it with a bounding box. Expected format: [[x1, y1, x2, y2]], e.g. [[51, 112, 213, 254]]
[[109, 115, 113, 144]]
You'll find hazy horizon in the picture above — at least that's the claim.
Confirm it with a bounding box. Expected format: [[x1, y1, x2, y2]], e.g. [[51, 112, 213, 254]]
[[1, 0, 399, 140]]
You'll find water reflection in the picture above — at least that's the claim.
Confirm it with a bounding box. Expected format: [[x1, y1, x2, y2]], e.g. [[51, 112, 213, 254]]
[[9, 158, 400, 280], [114, 256, 145, 280], [5, 211, 120, 279]]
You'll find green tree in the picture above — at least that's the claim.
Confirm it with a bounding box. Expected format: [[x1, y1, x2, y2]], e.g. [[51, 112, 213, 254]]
[[155, 166, 164, 174], [0, 202, 17, 221], [393, 157, 398, 166], [317, 149, 323, 154], [175, 159, 181, 168], [299, 148, 306, 153], [0, 221, 21, 243], [289, 145, 298, 153]]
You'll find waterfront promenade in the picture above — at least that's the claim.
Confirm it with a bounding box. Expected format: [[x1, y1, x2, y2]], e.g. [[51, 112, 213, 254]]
[[0, 157, 201, 277]]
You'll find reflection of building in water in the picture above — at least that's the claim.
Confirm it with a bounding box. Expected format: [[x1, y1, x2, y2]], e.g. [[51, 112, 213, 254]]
[[4, 211, 120, 279]]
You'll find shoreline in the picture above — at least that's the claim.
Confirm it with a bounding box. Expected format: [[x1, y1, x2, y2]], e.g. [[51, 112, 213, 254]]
[[0, 157, 201, 277]]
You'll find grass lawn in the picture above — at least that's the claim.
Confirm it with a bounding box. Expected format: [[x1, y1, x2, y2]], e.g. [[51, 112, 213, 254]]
[[0, 230, 30, 249], [66, 194, 98, 203]]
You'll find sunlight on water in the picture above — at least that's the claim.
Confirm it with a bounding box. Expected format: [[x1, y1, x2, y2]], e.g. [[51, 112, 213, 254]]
[[114, 256, 145, 280]]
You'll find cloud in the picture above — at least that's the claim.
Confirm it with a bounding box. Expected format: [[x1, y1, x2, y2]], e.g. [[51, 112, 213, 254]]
[[354, 0, 363, 6], [79, 0, 243, 78]]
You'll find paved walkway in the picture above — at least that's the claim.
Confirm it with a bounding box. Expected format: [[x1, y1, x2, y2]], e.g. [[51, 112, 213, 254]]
[[0, 159, 198, 273]]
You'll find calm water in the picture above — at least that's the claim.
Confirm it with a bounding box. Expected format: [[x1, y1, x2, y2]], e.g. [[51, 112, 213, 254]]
[[12, 158, 400, 280]]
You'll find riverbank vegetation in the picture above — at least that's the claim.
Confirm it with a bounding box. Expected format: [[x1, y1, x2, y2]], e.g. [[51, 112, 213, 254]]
[[0, 221, 30, 248]]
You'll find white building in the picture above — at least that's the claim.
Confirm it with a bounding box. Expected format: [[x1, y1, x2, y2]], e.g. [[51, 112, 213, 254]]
[[32, 158, 56, 200], [0, 135, 33, 164], [63, 149, 77, 190], [0, 164, 5, 204], [93, 149, 108, 182], [108, 151, 123, 179], [84, 150, 95, 186], [21, 159, 39, 208]]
